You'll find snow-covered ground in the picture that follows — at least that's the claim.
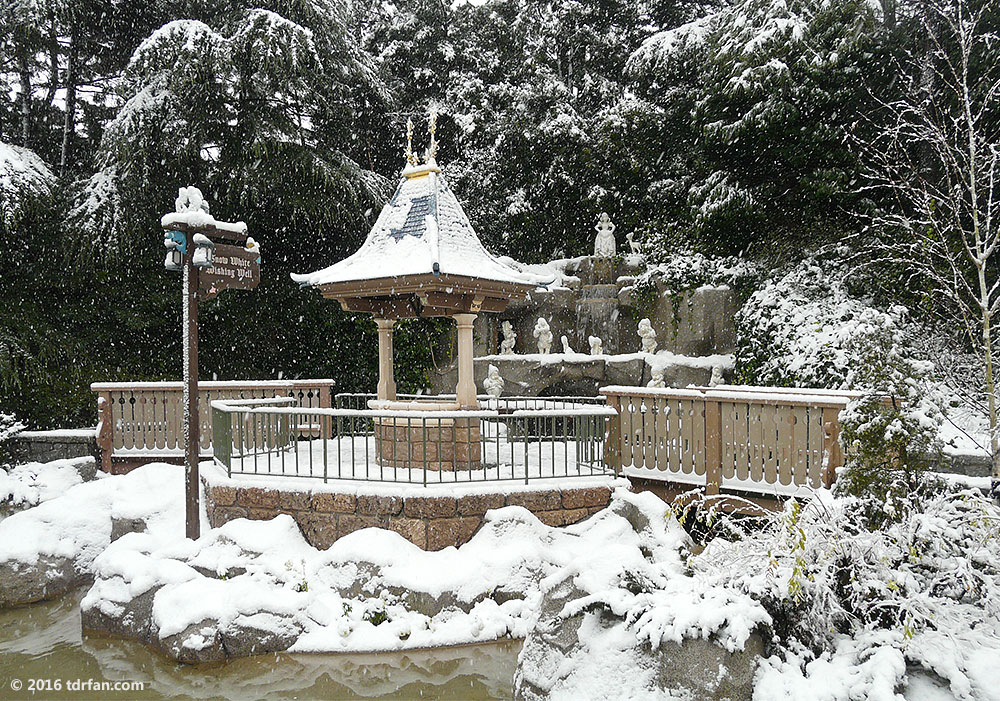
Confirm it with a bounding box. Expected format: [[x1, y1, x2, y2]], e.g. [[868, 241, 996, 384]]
[[0, 457, 997, 698]]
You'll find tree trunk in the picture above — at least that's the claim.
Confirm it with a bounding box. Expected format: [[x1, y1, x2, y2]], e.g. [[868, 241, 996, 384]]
[[19, 48, 31, 147], [975, 262, 1000, 482], [45, 24, 59, 106], [60, 29, 77, 174]]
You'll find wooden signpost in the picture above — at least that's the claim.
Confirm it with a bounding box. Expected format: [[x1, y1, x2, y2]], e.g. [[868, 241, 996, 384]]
[[199, 244, 260, 301], [161, 188, 259, 540]]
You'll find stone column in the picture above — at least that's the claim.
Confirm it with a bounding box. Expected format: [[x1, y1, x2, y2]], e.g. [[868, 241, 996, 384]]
[[454, 313, 479, 408], [375, 318, 397, 401]]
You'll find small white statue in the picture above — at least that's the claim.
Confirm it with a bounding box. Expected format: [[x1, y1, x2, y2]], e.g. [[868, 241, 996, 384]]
[[175, 186, 210, 214], [594, 212, 616, 257], [561, 335, 575, 354], [484, 364, 505, 398], [637, 318, 657, 354], [710, 365, 724, 387], [500, 321, 517, 355], [588, 335, 603, 355], [533, 317, 553, 354], [647, 367, 666, 389], [625, 231, 642, 256]]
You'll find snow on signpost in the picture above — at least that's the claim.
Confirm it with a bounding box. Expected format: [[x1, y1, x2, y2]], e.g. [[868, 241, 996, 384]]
[[160, 186, 257, 540]]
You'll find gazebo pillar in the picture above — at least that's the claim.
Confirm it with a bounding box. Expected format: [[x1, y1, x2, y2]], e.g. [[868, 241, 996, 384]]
[[374, 318, 397, 401], [454, 313, 479, 408]]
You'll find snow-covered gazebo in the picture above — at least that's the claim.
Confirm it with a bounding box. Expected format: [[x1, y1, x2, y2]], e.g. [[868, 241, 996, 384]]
[[293, 122, 537, 468]]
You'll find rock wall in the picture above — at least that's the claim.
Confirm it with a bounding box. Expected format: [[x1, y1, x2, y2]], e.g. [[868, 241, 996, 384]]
[[429, 256, 739, 396], [471, 354, 730, 398], [10, 429, 100, 465]]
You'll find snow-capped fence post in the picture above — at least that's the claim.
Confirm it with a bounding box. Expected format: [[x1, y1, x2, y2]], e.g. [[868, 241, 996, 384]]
[[160, 186, 256, 540], [704, 398, 721, 495], [821, 407, 842, 488], [95, 392, 113, 473]]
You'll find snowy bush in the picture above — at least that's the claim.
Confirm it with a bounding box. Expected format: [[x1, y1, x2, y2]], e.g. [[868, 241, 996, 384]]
[[836, 320, 947, 527], [690, 488, 1000, 699], [633, 252, 759, 294], [0, 413, 24, 466], [735, 259, 917, 389]]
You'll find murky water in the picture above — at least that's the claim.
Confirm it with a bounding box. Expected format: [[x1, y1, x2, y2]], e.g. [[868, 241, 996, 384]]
[[0, 590, 520, 700]]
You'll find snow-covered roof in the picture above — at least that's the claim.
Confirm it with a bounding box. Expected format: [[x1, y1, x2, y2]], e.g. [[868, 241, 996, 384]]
[[293, 162, 538, 289]]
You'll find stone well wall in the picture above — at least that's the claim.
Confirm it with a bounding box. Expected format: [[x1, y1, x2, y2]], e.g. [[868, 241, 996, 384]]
[[373, 416, 482, 471], [203, 477, 617, 551]]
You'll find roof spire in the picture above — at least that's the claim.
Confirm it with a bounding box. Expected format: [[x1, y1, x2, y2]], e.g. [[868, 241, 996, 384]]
[[405, 118, 418, 167], [425, 112, 439, 164]]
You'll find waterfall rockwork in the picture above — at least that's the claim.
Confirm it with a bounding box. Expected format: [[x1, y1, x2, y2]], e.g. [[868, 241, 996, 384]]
[[430, 255, 740, 396]]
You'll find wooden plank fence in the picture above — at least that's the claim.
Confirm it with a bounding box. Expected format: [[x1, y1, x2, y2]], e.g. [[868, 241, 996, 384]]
[[601, 385, 858, 496], [92, 380, 333, 472]]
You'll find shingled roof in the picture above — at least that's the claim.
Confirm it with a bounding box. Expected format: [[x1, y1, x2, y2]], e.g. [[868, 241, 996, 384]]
[[293, 162, 535, 288]]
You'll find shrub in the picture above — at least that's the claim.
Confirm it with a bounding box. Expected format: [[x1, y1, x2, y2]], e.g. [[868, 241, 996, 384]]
[[0, 412, 24, 466], [836, 311, 947, 527]]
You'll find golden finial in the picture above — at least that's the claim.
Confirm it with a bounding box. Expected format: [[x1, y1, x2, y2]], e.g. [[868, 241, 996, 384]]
[[405, 118, 418, 166], [426, 112, 439, 163]]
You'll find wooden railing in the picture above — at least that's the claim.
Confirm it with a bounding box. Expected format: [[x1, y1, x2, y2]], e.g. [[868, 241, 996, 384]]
[[601, 385, 857, 496], [92, 380, 333, 471]]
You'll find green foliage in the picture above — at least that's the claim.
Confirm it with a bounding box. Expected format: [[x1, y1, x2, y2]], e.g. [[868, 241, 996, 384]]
[[836, 324, 947, 529], [363, 606, 388, 626]]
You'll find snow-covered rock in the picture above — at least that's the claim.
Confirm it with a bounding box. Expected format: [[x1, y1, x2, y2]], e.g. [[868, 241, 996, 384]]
[[78, 488, 757, 666], [0, 456, 97, 516], [0, 463, 182, 607], [514, 491, 769, 700]]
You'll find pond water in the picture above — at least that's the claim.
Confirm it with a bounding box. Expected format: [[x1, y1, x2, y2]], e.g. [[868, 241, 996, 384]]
[[0, 590, 520, 700]]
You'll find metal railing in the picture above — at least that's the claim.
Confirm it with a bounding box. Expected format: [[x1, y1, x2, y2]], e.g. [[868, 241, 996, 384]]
[[211, 395, 616, 485]]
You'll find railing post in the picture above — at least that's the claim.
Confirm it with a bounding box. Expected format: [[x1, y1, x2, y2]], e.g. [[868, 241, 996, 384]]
[[822, 406, 842, 488], [605, 394, 622, 475], [704, 398, 721, 495], [96, 391, 114, 473]]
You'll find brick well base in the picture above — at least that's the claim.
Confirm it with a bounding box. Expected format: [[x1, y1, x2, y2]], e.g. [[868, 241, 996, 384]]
[[373, 416, 482, 471], [203, 480, 614, 551]]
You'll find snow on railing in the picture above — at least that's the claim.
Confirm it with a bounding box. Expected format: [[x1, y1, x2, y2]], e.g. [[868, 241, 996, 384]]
[[601, 385, 847, 497]]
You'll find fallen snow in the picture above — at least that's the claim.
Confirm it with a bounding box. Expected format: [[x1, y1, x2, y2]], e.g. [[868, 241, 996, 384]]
[[80, 486, 775, 660], [0, 463, 182, 569], [0, 457, 96, 509]]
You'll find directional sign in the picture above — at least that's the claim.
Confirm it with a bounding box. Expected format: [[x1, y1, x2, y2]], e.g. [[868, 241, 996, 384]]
[[198, 244, 261, 301]]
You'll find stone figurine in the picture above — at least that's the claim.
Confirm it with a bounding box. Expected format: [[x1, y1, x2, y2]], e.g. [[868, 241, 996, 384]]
[[588, 335, 603, 355], [625, 231, 642, 256], [647, 367, 666, 389], [710, 365, 724, 387], [533, 317, 553, 354], [500, 321, 517, 355], [638, 318, 657, 354], [594, 212, 616, 257], [484, 364, 505, 398], [560, 335, 575, 354]]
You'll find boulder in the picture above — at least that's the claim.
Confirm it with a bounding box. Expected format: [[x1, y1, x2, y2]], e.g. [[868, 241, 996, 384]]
[[156, 619, 227, 664], [110, 516, 147, 542], [218, 612, 303, 659], [81, 584, 161, 640], [0, 555, 86, 607], [514, 572, 765, 701]]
